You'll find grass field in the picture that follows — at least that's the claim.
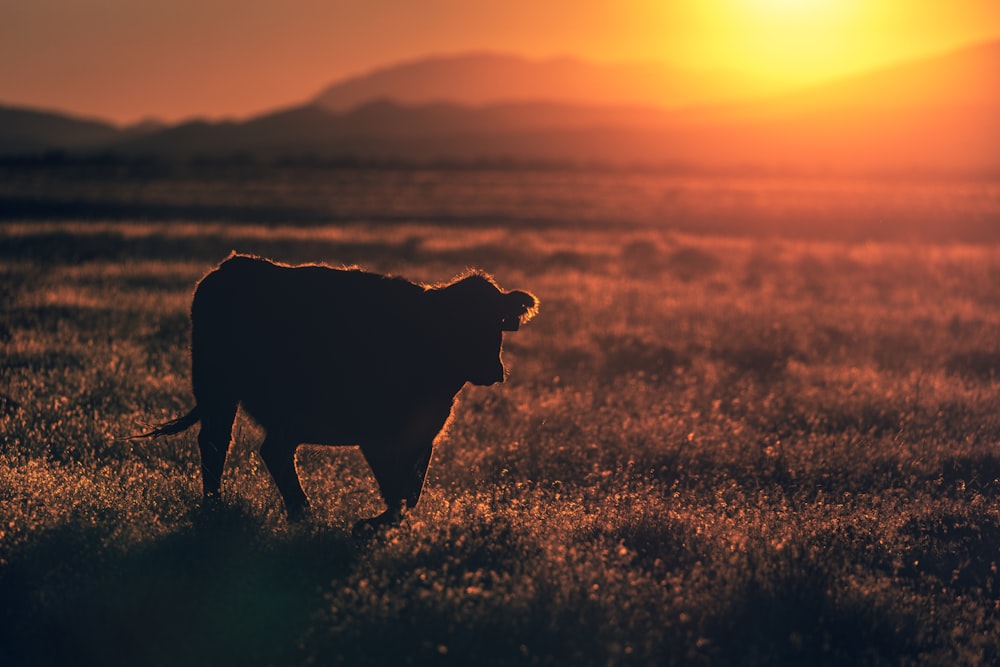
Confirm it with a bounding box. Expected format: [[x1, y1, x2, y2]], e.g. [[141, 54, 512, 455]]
[[2, 169, 1000, 666]]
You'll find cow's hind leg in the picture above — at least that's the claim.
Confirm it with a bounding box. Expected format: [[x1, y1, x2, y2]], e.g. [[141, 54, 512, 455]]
[[198, 402, 237, 502], [260, 434, 309, 521], [355, 441, 433, 537]]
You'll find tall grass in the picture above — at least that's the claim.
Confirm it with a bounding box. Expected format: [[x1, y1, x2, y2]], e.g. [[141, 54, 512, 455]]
[[2, 213, 999, 666]]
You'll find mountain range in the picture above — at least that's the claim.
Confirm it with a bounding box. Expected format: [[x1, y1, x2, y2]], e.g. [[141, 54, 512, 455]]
[[2, 41, 998, 174], [311, 52, 775, 112]]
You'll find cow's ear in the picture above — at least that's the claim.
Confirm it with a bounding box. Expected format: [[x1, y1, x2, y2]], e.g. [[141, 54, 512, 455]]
[[501, 290, 538, 331]]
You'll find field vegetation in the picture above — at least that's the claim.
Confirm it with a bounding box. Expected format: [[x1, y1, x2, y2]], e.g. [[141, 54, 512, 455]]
[[2, 168, 1000, 666]]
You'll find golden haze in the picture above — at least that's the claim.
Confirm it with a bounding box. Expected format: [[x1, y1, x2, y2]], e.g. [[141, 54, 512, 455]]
[[1, 1, 998, 123]]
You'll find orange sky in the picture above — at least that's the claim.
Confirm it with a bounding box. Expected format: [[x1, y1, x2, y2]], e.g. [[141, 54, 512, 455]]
[[2, 0, 999, 125]]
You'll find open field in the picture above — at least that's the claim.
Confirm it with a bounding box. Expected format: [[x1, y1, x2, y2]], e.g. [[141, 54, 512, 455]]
[[3, 162, 1000, 242], [2, 169, 1000, 666]]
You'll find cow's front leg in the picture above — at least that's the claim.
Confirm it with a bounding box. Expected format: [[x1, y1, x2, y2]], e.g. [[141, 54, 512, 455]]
[[260, 434, 309, 521], [354, 441, 433, 537]]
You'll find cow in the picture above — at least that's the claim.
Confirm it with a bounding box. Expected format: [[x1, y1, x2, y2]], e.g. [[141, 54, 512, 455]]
[[133, 253, 538, 535]]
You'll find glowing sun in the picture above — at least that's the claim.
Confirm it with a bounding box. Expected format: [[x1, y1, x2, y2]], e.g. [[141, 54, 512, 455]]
[[701, 0, 873, 82]]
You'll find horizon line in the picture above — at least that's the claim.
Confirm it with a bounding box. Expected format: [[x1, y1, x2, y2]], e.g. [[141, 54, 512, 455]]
[[3, 34, 997, 128]]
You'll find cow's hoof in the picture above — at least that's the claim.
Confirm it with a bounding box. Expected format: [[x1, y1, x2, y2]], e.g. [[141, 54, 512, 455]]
[[286, 501, 311, 523], [351, 513, 400, 540], [193, 493, 227, 528], [199, 492, 223, 512], [351, 519, 377, 540]]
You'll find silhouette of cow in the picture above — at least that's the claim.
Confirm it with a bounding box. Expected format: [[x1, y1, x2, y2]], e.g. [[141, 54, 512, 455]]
[[134, 253, 538, 534]]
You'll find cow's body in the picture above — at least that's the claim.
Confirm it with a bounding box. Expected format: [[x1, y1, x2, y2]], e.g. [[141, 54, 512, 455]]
[[137, 254, 537, 534]]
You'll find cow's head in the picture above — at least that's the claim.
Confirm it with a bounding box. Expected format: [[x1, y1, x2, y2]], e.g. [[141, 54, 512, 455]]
[[434, 272, 538, 386]]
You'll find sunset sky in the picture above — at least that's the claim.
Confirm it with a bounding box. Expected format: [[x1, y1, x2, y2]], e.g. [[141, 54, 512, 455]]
[[2, 0, 999, 125]]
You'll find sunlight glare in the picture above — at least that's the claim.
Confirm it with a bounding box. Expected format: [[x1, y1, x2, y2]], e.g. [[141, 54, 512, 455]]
[[745, 0, 840, 16], [683, 0, 877, 84]]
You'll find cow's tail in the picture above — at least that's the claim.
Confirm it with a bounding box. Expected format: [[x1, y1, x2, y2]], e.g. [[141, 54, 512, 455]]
[[127, 406, 201, 440]]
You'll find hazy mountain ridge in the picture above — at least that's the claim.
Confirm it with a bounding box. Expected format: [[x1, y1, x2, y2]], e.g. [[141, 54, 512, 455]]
[[3, 40, 998, 173], [312, 52, 769, 112], [0, 105, 167, 156], [0, 106, 121, 154]]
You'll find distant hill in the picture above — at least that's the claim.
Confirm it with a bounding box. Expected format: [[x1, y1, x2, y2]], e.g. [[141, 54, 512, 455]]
[[103, 99, 687, 161], [0, 106, 121, 154], [3, 41, 998, 174], [0, 106, 167, 156], [312, 52, 766, 112], [762, 38, 1000, 115], [685, 39, 1000, 172]]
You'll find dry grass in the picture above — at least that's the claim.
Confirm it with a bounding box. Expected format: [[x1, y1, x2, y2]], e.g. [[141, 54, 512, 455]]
[[2, 175, 1000, 666]]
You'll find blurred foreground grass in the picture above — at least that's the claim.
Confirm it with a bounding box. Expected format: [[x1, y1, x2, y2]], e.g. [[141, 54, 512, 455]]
[[2, 212, 1000, 666]]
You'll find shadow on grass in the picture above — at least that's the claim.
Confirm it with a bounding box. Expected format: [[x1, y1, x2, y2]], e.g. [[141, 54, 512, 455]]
[[0, 506, 359, 667], [698, 556, 926, 667], [302, 516, 618, 667]]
